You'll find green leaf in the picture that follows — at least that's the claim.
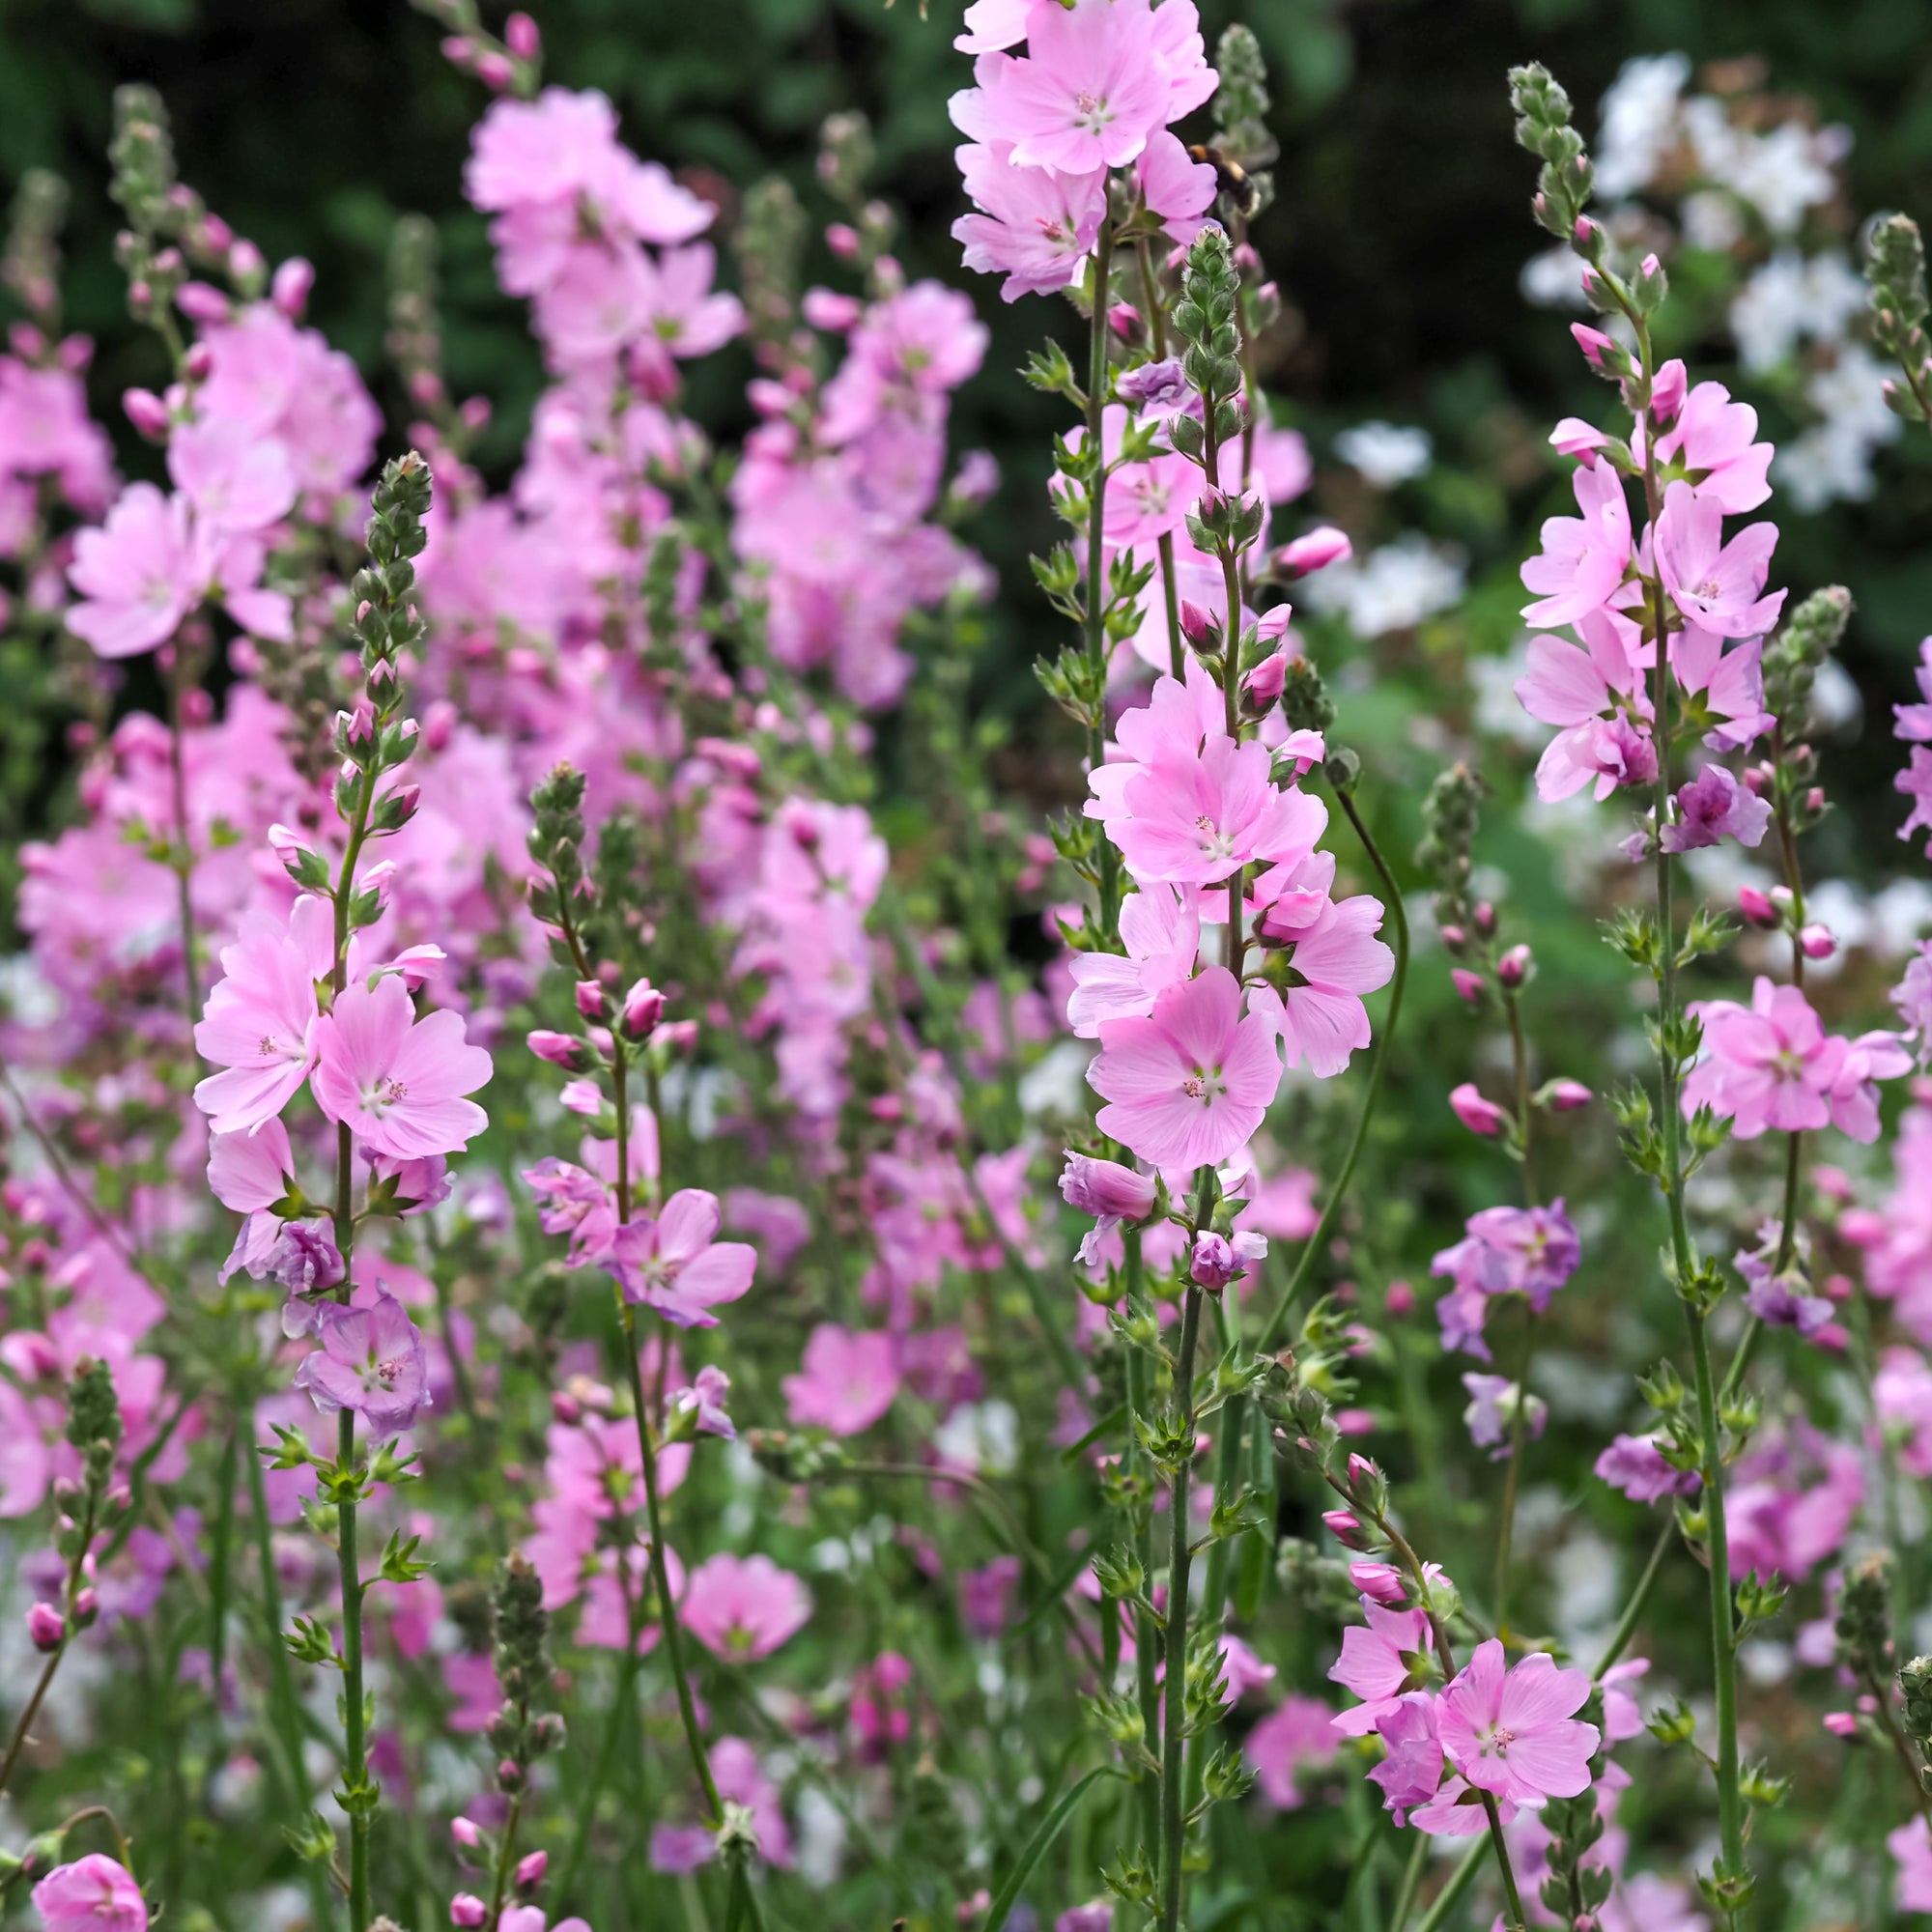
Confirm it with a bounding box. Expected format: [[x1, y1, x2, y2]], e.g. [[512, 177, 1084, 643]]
[[985, 1767, 1123, 1930]]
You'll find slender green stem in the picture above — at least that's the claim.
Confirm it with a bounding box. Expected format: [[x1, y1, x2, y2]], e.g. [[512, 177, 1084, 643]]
[[1593, 1519, 1675, 1679], [1258, 787, 1410, 1352], [1413, 1839, 1486, 1932], [555, 1643, 640, 1905], [1389, 1828, 1428, 1932], [1492, 1313, 1537, 1642], [207, 1423, 238, 1731], [1634, 311, 1745, 1909], [1085, 219, 1121, 934], [484, 1791, 526, 1924], [1123, 1234, 1162, 1858], [165, 647, 202, 1033], [622, 1308, 722, 1826], [337, 1407, 370, 1927], [1157, 1286, 1206, 1932], [1503, 990, 1535, 1205], [1184, 1294, 1242, 1816], [1131, 237, 1186, 684]]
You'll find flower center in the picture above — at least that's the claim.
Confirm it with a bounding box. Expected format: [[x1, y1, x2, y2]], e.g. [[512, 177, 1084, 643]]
[[1070, 89, 1110, 131]]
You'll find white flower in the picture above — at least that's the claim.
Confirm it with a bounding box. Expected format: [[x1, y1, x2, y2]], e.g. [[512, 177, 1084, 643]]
[[1332, 420, 1432, 488], [1594, 52, 1691, 199], [1299, 534, 1464, 637]]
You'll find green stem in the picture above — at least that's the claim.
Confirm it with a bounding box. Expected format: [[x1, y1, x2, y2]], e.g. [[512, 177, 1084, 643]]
[[1124, 1234, 1162, 1859], [1157, 1287, 1205, 1932], [554, 1644, 639, 1905], [1085, 219, 1121, 935], [165, 647, 202, 1034], [1258, 786, 1410, 1353], [1492, 1313, 1537, 1642], [1593, 1519, 1675, 1679], [1634, 311, 1745, 1908], [207, 1423, 238, 1737], [337, 1407, 370, 1929], [1389, 1829, 1428, 1932], [1413, 1839, 1486, 1932], [1184, 1295, 1242, 1816]]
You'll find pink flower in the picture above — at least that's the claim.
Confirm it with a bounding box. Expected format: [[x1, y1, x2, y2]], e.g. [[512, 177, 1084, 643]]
[[1683, 976, 1910, 1142], [1058, 1151, 1158, 1264], [208, 1117, 298, 1282], [1890, 1817, 1932, 1915], [1244, 1693, 1339, 1808], [1088, 967, 1282, 1171], [1661, 761, 1773, 852], [167, 415, 296, 532], [608, 1190, 756, 1327], [310, 974, 493, 1160], [192, 898, 332, 1135], [1368, 1690, 1445, 1824], [1651, 377, 1774, 514], [953, 0, 1172, 175], [781, 1324, 900, 1435], [1435, 1638, 1598, 1807], [1248, 895, 1393, 1077], [1893, 636, 1932, 742], [1189, 1228, 1267, 1292], [952, 141, 1106, 301], [1109, 737, 1326, 888], [1519, 460, 1632, 629], [1652, 479, 1786, 639], [1875, 1347, 1932, 1476], [1899, 746, 1932, 854], [1065, 885, 1200, 1037], [1513, 611, 1655, 804], [669, 1365, 736, 1441], [681, 1551, 811, 1660], [1669, 624, 1774, 752], [1328, 1601, 1435, 1737], [1448, 1084, 1508, 1138], [1136, 129, 1217, 245], [31, 1856, 148, 1932], [293, 1288, 431, 1441], [1595, 1433, 1699, 1504]]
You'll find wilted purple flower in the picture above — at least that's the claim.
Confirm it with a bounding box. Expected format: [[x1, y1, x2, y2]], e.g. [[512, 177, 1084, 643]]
[[1461, 1373, 1547, 1460], [1115, 356, 1186, 411], [1660, 763, 1773, 853], [1190, 1228, 1267, 1292], [1595, 1432, 1700, 1505], [293, 1288, 431, 1439], [267, 1221, 345, 1294], [669, 1364, 735, 1439]]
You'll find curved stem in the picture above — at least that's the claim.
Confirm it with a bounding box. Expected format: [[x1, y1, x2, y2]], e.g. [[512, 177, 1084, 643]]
[[1258, 786, 1410, 1353], [1593, 1518, 1675, 1680], [1412, 1837, 1486, 1932]]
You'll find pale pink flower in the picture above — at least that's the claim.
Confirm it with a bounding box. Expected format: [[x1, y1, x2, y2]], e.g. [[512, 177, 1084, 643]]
[[952, 141, 1106, 301], [1328, 1601, 1435, 1737], [1435, 1638, 1598, 1807], [681, 1551, 811, 1660], [781, 1323, 900, 1435], [1652, 479, 1785, 639], [1513, 611, 1655, 804], [192, 898, 333, 1134], [208, 1117, 298, 1282], [1650, 375, 1774, 514], [1519, 460, 1632, 629], [310, 973, 493, 1160], [1890, 1816, 1932, 1914], [952, 0, 1171, 175], [1058, 1151, 1158, 1264], [1247, 895, 1393, 1077], [1669, 624, 1774, 753], [1088, 967, 1282, 1171], [1683, 976, 1910, 1142], [1136, 130, 1217, 245], [167, 415, 295, 532], [1245, 1694, 1340, 1808], [1065, 885, 1201, 1037], [607, 1189, 756, 1327], [31, 1856, 148, 1932], [1368, 1690, 1445, 1824], [1110, 737, 1326, 888]]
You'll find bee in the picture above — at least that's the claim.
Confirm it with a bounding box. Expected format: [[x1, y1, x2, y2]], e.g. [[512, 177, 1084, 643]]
[[1187, 141, 1273, 221]]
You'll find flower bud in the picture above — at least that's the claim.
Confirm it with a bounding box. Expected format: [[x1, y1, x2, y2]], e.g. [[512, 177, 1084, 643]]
[[620, 978, 666, 1041], [449, 1817, 482, 1851], [1737, 885, 1781, 929], [514, 1850, 548, 1891], [1273, 526, 1352, 580], [1058, 1152, 1156, 1225], [1449, 1083, 1509, 1138], [551, 1388, 582, 1426], [527, 1030, 589, 1070], [1350, 1561, 1406, 1606], [1321, 1509, 1371, 1551], [1473, 901, 1497, 937], [72, 1587, 99, 1628], [449, 1896, 488, 1927], [1189, 1229, 1266, 1293], [26, 1603, 64, 1653], [183, 341, 214, 383], [1495, 943, 1531, 989], [1385, 1280, 1415, 1318], [475, 50, 516, 91], [372, 783, 420, 833], [1542, 1078, 1592, 1112], [504, 11, 541, 58], [123, 386, 171, 440], [575, 980, 609, 1022], [1178, 598, 1217, 649], [1799, 923, 1836, 960], [1451, 968, 1486, 1006]]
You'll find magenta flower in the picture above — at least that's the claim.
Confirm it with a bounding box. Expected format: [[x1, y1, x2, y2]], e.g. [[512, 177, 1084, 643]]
[[1088, 967, 1282, 1172], [1595, 1432, 1699, 1505], [681, 1551, 811, 1660], [1435, 1638, 1598, 1807], [31, 1856, 148, 1932], [193, 898, 333, 1134], [1447, 1083, 1508, 1138], [1243, 1694, 1340, 1810], [781, 1323, 900, 1435], [1519, 459, 1632, 629], [1683, 976, 1910, 1142], [293, 1287, 431, 1441], [1367, 1690, 1445, 1825], [1661, 762, 1773, 853], [1189, 1228, 1267, 1292], [1328, 1601, 1435, 1737], [1652, 479, 1786, 639], [310, 974, 493, 1161], [608, 1189, 756, 1327]]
